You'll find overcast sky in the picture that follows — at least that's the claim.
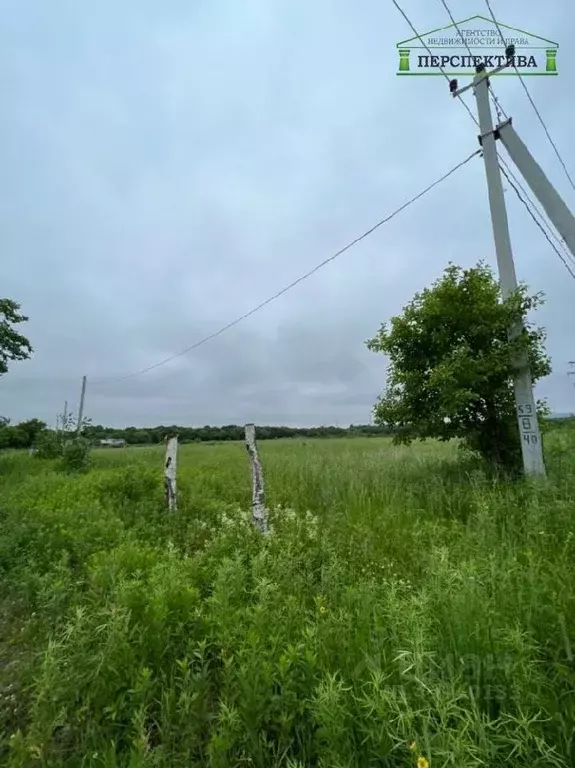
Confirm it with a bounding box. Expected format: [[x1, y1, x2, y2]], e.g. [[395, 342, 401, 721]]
[[2, 0, 574, 428]]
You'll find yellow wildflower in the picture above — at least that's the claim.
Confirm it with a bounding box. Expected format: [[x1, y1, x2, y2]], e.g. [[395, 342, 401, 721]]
[[417, 757, 429, 768]]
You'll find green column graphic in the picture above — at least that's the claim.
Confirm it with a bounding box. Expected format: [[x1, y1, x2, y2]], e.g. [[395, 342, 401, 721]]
[[398, 49, 410, 72], [545, 48, 557, 73]]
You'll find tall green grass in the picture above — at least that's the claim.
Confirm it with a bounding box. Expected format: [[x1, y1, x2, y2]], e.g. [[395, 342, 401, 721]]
[[0, 432, 574, 766]]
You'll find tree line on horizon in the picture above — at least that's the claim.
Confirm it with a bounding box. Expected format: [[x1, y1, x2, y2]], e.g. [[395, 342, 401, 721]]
[[1, 415, 574, 452], [0, 419, 395, 450], [85, 422, 394, 444]]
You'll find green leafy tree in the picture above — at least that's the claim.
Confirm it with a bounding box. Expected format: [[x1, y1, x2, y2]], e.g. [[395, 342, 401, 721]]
[[35, 431, 92, 468], [0, 425, 27, 449], [0, 299, 33, 375], [366, 263, 551, 474], [18, 418, 47, 447], [35, 430, 65, 459]]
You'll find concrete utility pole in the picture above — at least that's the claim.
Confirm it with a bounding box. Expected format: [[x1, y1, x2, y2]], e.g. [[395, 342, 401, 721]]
[[76, 376, 87, 436], [451, 53, 575, 474], [497, 122, 575, 258], [451, 59, 547, 476]]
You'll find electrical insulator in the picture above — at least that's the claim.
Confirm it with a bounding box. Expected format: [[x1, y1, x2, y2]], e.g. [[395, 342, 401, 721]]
[[449, 78, 458, 95], [505, 44, 515, 61]]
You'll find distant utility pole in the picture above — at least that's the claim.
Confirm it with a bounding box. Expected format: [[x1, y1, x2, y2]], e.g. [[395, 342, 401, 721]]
[[62, 400, 68, 431], [450, 52, 575, 476], [76, 376, 87, 436]]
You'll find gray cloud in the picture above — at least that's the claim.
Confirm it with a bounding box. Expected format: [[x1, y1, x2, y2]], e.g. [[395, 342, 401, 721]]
[[2, 0, 575, 427]]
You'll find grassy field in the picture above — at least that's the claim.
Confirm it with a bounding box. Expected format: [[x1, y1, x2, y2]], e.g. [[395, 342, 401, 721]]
[[1, 429, 575, 767]]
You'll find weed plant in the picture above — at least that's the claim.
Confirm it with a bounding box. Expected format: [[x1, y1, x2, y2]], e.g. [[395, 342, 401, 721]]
[[0, 431, 574, 766]]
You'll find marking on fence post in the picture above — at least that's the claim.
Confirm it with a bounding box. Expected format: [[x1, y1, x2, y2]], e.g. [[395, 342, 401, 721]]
[[244, 423, 269, 535], [164, 434, 178, 511]]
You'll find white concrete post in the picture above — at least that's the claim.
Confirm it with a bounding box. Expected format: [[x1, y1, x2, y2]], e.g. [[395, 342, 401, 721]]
[[164, 435, 178, 511], [244, 423, 269, 534], [474, 75, 545, 476]]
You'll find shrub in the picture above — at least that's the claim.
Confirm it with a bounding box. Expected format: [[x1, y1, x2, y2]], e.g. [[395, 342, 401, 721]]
[[60, 437, 91, 472], [34, 431, 63, 460]]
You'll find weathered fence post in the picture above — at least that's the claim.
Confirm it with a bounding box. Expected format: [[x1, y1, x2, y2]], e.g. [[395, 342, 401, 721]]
[[164, 434, 178, 511], [244, 423, 269, 535]]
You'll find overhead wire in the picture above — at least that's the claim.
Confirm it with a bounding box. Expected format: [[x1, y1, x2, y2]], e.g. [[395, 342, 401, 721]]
[[91, 148, 481, 384], [499, 159, 575, 270], [13, 2, 572, 390], [436, 0, 507, 124], [500, 163, 575, 281], [435, 0, 575, 278], [391, 0, 477, 124], [95, 0, 575, 384], [438, 0, 474, 60], [403, 0, 575, 281], [483, 0, 575, 195]]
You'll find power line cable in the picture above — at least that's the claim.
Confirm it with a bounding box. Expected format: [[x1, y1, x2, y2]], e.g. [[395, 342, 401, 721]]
[[397, 1, 504, 130], [499, 162, 575, 281], [483, 0, 575, 195], [96, 1, 571, 386], [438, 0, 474, 59], [487, 95, 574, 272], [13, 3, 570, 392], [435, 1, 509, 137], [391, 0, 478, 124], [436, 0, 570, 236], [499, 156, 575, 269], [104, 1, 571, 386], [489, 87, 507, 122], [91, 149, 481, 384], [394, 0, 573, 274], [400, 0, 575, 280], [437, 0, 536, 218]]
